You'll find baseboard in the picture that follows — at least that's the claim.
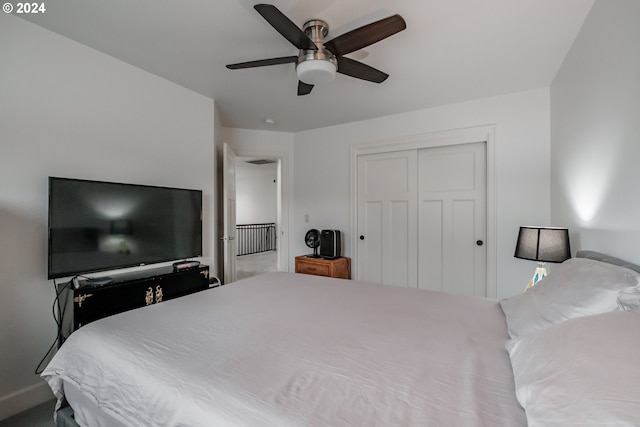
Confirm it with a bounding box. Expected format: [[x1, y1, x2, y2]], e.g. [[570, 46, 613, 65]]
[[0, 381, 54, 421]]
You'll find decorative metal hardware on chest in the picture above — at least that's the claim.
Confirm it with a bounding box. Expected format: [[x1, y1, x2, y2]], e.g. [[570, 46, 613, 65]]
[[145, 287, 154, 305], [74, 293, 92, 308], [145, 286, 164, 305]]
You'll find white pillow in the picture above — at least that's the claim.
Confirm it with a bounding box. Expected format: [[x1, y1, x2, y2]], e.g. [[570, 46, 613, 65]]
[[500, 257, 640, 339], [506, 311, 640, 426]]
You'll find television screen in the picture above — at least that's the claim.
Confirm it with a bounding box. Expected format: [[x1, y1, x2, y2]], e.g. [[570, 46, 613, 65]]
[[48, 177, 202, 279]]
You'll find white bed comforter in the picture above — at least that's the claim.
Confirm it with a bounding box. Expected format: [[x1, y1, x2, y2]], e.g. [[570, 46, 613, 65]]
[[42, 272, 526, 426]]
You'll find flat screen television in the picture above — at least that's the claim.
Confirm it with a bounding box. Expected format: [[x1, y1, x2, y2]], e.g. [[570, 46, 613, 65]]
[[48, 177, 203, 279]]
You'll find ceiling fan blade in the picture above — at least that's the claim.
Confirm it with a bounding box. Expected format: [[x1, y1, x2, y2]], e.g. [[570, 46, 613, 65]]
[[226, 56, 297, 70], [254, 4, 317, 51], [298, 81, 314, 96], [336, 57, 389, 83], [325, 14, 406, 56]]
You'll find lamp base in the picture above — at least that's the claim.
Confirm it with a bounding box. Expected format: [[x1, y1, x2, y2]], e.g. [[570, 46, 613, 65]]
[[525, 265, 548, 291]]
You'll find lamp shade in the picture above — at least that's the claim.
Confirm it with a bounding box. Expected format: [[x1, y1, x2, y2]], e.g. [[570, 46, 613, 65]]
[[514, 226, 571, 263]]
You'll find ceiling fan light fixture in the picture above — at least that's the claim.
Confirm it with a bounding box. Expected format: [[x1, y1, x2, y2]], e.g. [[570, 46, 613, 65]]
[[227, 6, 406, 95], [296, 59, 337, 85]]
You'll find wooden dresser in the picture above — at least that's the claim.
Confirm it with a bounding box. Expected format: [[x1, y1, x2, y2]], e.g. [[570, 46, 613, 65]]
[[295, 256, 350, 279]]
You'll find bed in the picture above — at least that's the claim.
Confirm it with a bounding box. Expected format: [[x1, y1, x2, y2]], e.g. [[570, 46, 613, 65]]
[[42, 251, 640, 426]]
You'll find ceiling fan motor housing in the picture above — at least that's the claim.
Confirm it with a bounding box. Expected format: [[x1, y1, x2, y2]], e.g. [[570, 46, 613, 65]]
[[296, 20, 337, 85]]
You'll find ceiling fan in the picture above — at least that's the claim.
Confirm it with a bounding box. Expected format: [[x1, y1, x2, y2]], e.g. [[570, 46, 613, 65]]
[[226, 4, 406, 96]]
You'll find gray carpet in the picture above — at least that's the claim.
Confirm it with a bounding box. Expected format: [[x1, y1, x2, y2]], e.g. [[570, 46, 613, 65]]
[[236, 250, 277, 280], [0, 399, 56, 427]]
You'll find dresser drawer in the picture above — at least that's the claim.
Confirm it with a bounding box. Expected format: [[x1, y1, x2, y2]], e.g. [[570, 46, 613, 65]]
[[296, 260, 330, 276], [295, 256, 350, 279]]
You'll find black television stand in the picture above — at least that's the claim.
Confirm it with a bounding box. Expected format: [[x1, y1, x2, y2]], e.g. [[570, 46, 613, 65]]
[[60, 264, 210, 337]]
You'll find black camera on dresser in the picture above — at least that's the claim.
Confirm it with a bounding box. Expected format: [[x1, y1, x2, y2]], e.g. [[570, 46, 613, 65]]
[[60, 265, 210, 334]]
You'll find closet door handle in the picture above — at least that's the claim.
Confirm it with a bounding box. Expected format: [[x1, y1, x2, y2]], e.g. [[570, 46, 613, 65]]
[[359, 235, 365, 240], [476, 240, 484, 246]]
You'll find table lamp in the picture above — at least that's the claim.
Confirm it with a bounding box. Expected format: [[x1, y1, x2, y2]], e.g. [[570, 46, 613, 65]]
[[514, 226, 571, 290]]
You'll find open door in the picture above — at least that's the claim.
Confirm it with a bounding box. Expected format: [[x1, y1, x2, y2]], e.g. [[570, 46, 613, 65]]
[[222, 143, 237, 284]]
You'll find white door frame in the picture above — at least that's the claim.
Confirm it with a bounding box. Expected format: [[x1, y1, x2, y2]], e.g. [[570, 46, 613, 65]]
[[229, 148, 291, 273], [349, 125, 497, 298], [222, 143, 237, 284]]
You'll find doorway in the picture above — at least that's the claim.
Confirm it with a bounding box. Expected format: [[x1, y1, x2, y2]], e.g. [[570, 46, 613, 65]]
[[234, 156, 279, 280], [222, 142, 290, 283]]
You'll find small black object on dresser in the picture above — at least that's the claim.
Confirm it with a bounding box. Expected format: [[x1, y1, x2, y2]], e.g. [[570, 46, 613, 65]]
[[60, 265, 209, 335], [320, 230, 341, 259]]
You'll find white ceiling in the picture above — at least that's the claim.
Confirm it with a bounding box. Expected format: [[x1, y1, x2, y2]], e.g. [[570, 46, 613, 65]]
[[19, 0, 594, 132]]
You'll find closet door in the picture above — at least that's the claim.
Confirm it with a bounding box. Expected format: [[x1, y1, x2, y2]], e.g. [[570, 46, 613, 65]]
[[418, 142, 486, 296], [356, 150, 418, 287], [355, 142, 487, 297]]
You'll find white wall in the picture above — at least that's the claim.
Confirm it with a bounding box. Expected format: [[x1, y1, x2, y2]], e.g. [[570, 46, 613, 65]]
[[293, 89, 552, 299], [551, 0, 640, 263], [236, 164, 278, 224], [0, 15, 215, 419]]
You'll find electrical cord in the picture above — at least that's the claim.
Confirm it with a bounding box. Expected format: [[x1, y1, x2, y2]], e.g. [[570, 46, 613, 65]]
[[34, 278, 73, 374]]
